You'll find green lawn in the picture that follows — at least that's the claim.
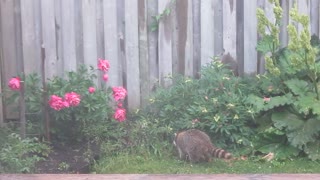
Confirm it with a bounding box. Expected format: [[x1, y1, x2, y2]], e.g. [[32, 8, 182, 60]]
[[93, 153, 320, 174]]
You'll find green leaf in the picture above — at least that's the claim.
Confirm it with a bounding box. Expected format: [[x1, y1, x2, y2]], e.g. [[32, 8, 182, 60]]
[[262, 94, 293, 111], [294, 93, 320, 115], [304, 141, 320, 161], [284, 79, 309, 96], [272, 111, 320, 148], [256, 35, 274, 55], [272, 111, 303, 130]]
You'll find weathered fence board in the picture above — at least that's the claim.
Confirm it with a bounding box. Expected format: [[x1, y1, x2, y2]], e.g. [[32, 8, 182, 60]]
[[223, 0, 237, 59], [243, 0, 257, 74], [192, 0, 201, 77], [280, 0, 290, 47], [104, 0, 121, 87], [61, 0, 77, 74], [41, 0, 58, 80], [125, 0, 141, 110], [0, 18, 3, 126], [310, 0, 319, 35], [1, 0, 320, 118], [200, 0, 215, 67], [158, 0, 173, 87], [82, 0, 98, 84], [21, 0, 41, 75], [1, 0, 20, 119], [54, 0, 64, 77], [147, 0, 158, 91], [214, 0, 223, 55], [138, 0, 150, 106]]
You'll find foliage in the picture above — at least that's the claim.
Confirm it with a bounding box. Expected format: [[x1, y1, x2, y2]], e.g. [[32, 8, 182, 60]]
[[46, 65, 115, 143], [0, 131, 50, 173], [145, 61, 256, 150], [150, 0, 176, 32], [249, 0, 320, 160], [4, 63, 126, 146]]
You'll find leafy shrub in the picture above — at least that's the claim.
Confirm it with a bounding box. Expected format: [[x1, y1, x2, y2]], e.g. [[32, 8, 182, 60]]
[[145, 61, 257, 150], [4, 59, 128, 146], [46, 65, 114, 143], [247, 0, 320, 160], [0, 131, 50, 173]]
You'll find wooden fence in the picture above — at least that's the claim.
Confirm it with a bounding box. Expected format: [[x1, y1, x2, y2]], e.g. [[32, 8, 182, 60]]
[[0, 0, 320, 123]]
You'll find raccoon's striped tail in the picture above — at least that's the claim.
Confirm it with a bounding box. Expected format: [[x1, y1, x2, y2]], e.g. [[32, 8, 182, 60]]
[[212, 148, 232, 159]]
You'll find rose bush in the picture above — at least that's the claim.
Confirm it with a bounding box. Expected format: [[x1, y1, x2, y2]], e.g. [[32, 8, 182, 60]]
[[6, 58, 127, 144]]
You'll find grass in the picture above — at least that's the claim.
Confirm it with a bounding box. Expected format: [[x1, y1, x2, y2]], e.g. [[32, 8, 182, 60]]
[[93, 152, 320, 174]]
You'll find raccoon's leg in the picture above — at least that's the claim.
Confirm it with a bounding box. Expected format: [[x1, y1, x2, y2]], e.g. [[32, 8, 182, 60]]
[[187, 151, 199, 163], [177, 147, 185, 160]]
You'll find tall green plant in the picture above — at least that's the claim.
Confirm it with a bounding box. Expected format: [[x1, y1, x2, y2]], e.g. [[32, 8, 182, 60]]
[[250, 0, 320, 160]]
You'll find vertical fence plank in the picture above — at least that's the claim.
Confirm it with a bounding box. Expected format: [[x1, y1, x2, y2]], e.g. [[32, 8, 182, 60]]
[[138, 0, 150, 106], [0, 15, 3, 126], [223, 0, 237, 58], [20, 0, 41, 74], [280, 0, 290, 47], [75, 0, 84, 65], [14, 0, 23, 73], [175, 0, 193, 77], [0, 0, 20, 119], [243, 0, 257, 74], [147, 0, 158, 90], [82, 0, 98, 84], [125, 0, 140, 109], [61, 0, 77, 73], [158, 0, 173, 87], [54, 0, 64, 77], [200, 0, 214, 66], [192, 0, 201, 77], [96, 0, 105, 65], [104, 0, 122, 87], [41, 0, 58, 80], [0, 73, 3, 126], [236, 0, 244, 75], [214, 0, 223, 55], [310, 0, 319, 36]]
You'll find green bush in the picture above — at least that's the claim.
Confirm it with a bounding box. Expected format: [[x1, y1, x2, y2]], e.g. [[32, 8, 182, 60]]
[[0, 131, 50, 173], [144, 61, 257, 150]]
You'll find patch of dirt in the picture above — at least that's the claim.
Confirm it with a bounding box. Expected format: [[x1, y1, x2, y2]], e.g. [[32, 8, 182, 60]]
[[35, 142, 99, 174]]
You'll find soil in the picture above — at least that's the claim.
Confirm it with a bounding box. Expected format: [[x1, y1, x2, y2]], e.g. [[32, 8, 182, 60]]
[[35, 142, 100, 174]]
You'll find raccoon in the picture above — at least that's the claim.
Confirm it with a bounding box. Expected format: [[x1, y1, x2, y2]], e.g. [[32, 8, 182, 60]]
[[173, 129, 232, 162], [220, 52, 238, 76]]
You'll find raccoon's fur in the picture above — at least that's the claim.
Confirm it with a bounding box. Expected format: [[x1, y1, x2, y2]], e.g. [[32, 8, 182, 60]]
[[220, 52, 238, 76], [173, 129, 232, 162]]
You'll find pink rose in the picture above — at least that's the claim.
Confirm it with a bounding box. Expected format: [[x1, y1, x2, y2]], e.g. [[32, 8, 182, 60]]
[[112, 87, 127, 101], [64, 92, 81, 107], [8, 77, 21, 91], [98, 58, 110, 72], [48, 95, 68, 111], [88, 87, 96, 94], [103, 74, 109, 82], [113, 108, 126, 122]]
